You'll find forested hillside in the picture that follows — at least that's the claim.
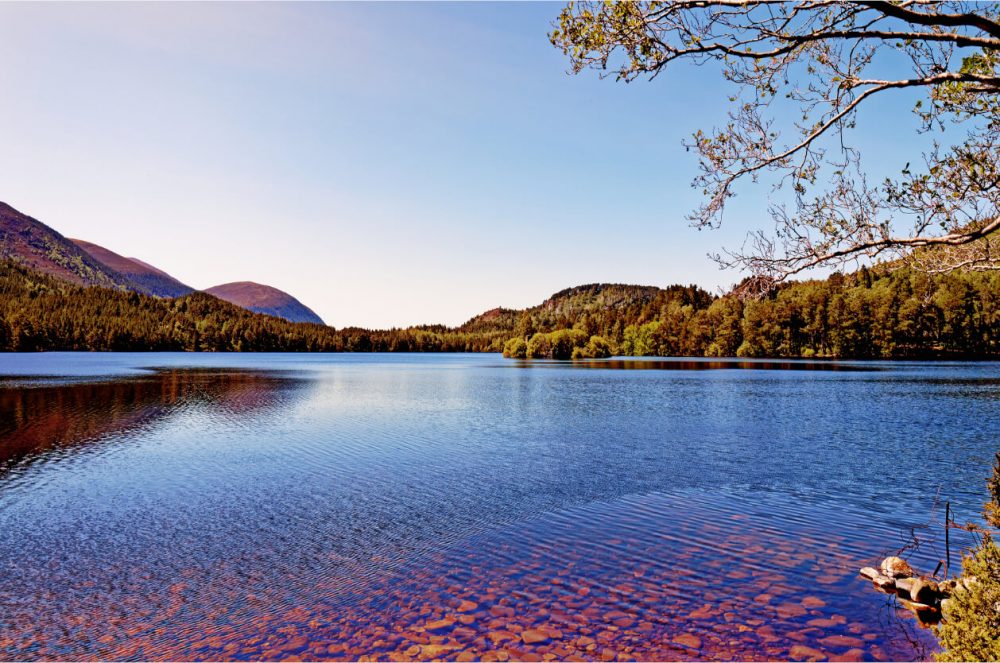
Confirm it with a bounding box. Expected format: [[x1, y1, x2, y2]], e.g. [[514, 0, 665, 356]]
[[496, 269, 1000, 359], [0, 261, 341, 352], [2, 258, 1000, 357]]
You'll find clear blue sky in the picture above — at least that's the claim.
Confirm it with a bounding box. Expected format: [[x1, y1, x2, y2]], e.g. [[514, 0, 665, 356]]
[[0, 2, 933, 328]]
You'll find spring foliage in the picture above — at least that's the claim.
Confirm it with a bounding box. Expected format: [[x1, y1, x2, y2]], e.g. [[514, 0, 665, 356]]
[[503, 330, 612, 360], [935, 539, 1000, 662], [500, 268, 1000, 359], [551, 2, 1000, 286], [935, 453, 1000, 661]]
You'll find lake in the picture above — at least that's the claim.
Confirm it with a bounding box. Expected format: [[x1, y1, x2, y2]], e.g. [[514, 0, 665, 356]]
[[0, 353, 996, 661]]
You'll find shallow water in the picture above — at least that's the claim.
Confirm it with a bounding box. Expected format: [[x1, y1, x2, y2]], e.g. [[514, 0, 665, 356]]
[[0, 353, 996, 661]]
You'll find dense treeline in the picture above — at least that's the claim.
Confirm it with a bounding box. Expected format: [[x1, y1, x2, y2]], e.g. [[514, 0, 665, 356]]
[[0, 260, 511, 352], [624, 267, 1000, 359], [495, 269, 1000, 359], [3, 259, 1000, 357]]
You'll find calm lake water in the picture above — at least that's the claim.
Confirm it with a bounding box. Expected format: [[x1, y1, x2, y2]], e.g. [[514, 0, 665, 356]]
[[0, 353, 996, 661]]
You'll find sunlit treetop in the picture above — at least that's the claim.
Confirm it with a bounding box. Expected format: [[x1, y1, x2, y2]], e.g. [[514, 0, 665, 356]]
[[551, 1, 1000, 295]]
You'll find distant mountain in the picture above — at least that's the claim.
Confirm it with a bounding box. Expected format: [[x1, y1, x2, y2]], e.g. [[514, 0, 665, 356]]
[[0, 201, 322, 320], [203, 282, 324, 325], [0, 201, 132, 290], [69, 239, 193, 298]]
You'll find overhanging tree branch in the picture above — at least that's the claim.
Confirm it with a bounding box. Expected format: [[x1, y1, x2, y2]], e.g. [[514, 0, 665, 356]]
[[551, 1, 1000, 294]]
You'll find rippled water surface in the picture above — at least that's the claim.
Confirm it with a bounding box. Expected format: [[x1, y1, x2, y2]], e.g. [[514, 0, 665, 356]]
[[0, 353, 997, 661]]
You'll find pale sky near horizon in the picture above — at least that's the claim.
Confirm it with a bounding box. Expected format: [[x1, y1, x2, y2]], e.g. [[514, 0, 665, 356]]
[[0, 2, 939, 328]]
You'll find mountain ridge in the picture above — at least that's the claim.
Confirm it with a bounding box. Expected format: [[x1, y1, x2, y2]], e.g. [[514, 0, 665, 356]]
[[69, 238, 194, 298], [0, 202, 134, 290], [0, 201, 323, 323]]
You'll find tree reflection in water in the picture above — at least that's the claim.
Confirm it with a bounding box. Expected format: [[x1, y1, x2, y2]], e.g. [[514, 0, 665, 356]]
[[0, 369, 303, 475]]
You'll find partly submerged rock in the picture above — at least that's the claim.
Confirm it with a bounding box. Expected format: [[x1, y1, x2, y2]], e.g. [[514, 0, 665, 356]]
[[895, 577, 916, 598], [860, 566, 895, 590], [859, 567, 880, 581], [899, 598, 942, 625], [880, 556, 914, 578], [910, 578, 940, 605], [874, 574, 896, 591]]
